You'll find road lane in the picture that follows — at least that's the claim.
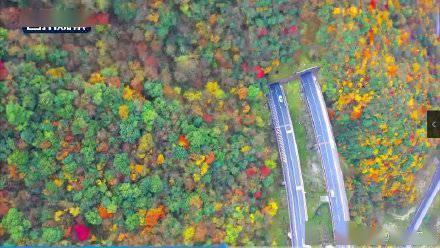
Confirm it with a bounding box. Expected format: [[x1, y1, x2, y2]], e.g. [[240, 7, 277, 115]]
[[406, 159, 440, 237], [268, 83, 307, 247], [273, 83, 305, 245], [276, 84, 307, 230], [298, 68, 350, 244], [268, 84, 299, 246], [269, 84, 299, 247]]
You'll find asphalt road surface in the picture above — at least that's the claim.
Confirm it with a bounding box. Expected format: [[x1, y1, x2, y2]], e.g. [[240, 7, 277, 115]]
[[298, 68, 350, 245], [406, 158, 440, 237], [268, 82, 308, 247]]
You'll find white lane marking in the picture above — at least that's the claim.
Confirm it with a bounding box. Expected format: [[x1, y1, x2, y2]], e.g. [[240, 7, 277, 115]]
[[311, 77, 340, 185], [286, 172, 299, 245], [307, 77, 334, 186], [280, 85, 309, 221], [276, 85, 306, 241], [303, 74, 346, 239], [281, 163, 298, 246], [283, 152, 300, 246], [308, 79, 335, 191], [311, 76, 349, 220], [276, 87, 302, 212], [270, 84, 309, 242], [271, 86, 300, 246], [286, 131, 308, 221], [309, 78, 344, 223], [409, 166, 440, 233], [277, 124, 293, 129], [279, 96, 308, 228], [306, 75, 350, 224], [279, 85, 305, 223], [303, 76, 341, 228], [317, 141, 330, 146]]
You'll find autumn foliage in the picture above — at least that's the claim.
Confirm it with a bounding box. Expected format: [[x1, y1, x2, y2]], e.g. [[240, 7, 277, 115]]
[[0, 0, 437, 246]]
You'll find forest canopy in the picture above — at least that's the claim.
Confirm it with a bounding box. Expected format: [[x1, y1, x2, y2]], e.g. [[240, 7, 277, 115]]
[[0, 0, 438, 246]]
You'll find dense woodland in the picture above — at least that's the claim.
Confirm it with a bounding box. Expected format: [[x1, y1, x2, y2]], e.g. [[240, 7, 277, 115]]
[[0, 0, 438, 245]]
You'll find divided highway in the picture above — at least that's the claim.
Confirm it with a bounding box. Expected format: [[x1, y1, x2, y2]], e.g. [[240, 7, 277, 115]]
[[268, 82, 308, 247], [406, 158, 440, 237], [298, 68, 351, 245]]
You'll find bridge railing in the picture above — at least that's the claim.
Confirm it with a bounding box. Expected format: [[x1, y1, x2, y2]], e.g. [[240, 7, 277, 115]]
[[298, 68, 350, 245]]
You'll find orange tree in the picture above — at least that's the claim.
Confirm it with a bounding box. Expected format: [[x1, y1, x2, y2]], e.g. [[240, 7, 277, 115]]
[[314, 0, 438, 224]]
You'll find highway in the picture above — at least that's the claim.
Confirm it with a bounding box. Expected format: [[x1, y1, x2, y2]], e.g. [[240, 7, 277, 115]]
[[406, 158, 440, 236], [298, 67, 351, 245], [268, 82, 308, 247]]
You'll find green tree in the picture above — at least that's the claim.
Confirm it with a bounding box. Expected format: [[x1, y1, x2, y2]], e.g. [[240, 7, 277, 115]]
[[113, 153, 130, 176], [0, 27, 8, 40], [39, 91, 55, 110], [141, 102, 157, 131], [118, 182, 141, 199], [124, 213, 141, 231], [157, 9, 177, 38], [187, 128, 211, 150], [112, 0, 137, 22], [85, 210, 102, 225], [41, 227, 63, 243], [149, 175, 164, 194], [140, 175, 164, 194], [47, 49, 68, 67], [85, 84, 105, 106], [143, 81, 163, 99], [6, 103, 32, 130], [71, 115, 88, 135], [7, 150, 29, 170], [1, 208, 31, 243], [119, 116, 141, 143], [35, 156, 58, 177], [247, 83, 261, 101]]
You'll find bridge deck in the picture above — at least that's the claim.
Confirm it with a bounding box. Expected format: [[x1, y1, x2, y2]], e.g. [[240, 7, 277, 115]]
[[268, 82, 307, 247]]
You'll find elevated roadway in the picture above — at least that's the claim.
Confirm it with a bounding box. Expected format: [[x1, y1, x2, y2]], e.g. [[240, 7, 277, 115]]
[[268, 82, 308, 247], [298, 67, 351, 245], [406, 158, 440, 236]]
